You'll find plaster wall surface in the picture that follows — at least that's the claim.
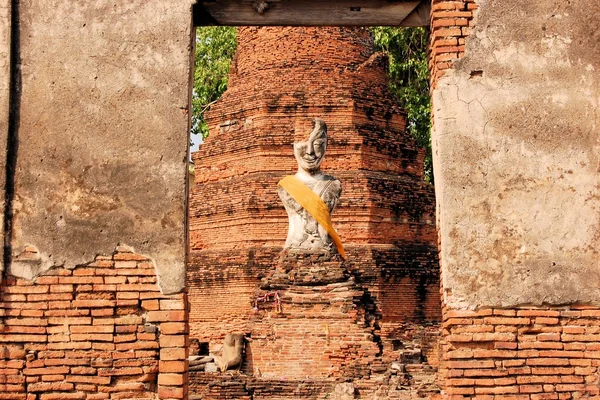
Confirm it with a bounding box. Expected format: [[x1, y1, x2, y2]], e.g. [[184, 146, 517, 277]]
[[433, 0, 600, 308], [7, 1, 194, 293]]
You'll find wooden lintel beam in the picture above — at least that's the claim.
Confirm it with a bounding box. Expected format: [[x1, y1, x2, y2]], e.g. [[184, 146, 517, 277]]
[[193, 0, 430, 27]]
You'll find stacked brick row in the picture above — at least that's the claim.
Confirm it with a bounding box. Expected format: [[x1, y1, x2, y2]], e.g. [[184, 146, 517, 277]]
[[0, 248, 187, 400], [429, 0, 478, 88], [439, 307, 600, 398], [189, 374, 334, 399]]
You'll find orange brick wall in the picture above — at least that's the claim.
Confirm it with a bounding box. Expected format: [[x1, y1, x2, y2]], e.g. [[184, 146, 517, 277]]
[[0, 248, 188, 400], [439, 307, 600, 398], [429, 0, 478, 88]]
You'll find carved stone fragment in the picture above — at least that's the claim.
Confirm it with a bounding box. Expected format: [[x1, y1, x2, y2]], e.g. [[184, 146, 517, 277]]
[[216, 333, 245, 372]]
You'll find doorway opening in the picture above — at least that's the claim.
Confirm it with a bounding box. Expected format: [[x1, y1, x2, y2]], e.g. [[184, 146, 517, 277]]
[[187, 2, 440, 395]]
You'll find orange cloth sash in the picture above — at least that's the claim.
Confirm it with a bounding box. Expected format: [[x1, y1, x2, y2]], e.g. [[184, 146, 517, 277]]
[[278, 175, 345, 259]]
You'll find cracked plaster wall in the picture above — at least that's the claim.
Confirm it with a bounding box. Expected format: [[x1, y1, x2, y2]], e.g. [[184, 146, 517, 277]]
[[433, 0, 600, 308], [5, 1, 194, 293]]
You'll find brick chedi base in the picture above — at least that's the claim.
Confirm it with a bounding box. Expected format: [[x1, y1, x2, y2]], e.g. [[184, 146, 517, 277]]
[[188, 27, 440, 398], [253, 253, 380, 379]]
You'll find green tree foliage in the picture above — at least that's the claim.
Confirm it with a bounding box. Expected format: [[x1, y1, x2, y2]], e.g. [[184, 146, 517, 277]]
[[191, 26, 432, 182], [191, 27, 237, 141], [370, 27, 433, 183]]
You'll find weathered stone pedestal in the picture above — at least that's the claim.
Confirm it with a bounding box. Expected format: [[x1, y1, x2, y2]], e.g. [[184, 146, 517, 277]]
[[261, 252, 349, 288], [189, 250, 441, 399], [252, 251, 379, 379]]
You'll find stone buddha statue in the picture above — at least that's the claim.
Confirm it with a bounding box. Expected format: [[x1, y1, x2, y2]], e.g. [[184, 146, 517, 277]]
[[277, 118, 344, 258]]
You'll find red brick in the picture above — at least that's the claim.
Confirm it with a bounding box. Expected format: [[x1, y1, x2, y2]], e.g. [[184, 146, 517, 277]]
[[160, 348, 186, 360], [117, 284, 158, 292], [475, 386, 520, 395], [87, 260, 114, 268], [23, 366, 69, 375], [472, 349, 517, 358], [114, 315, 143, 325], [72, 268, 96, 276], [47, 342, 92, 350], [98, 367, 143, 376], [447, 360, 495, 369], [40, 394, 85, 400], [157, 373, 184, 386], [71, 367, 98, 375], [115, 341, 158, 351], [59, 276, 103, 284], [27, 293, 73, 302], [43, 358, 89, 366], [70, 325, 114, 334], [114, 334, 136, 343], [40, 374, 64, 382], [3, 286, 49, 294], [495, 341, 518, 350], [433, 27, 463, 38], [2, 326, 45, 335], [536, 317, 560, 325], [72, 300, 115, 308], [44, 309, 89, 317], [555, 383, 586, 392], [472, 332, 516, 342], [445, 386, 475, 395], [147, 311, 185, 322], [47, 317, 91, 325], [159, 335, 186, 348], [92, 343, 115, 351], [520, 385, 544, 393], [74, 384, 97, 392], [91, 304, 113, 317], [104, 277, 127, 284], [433, 10, 474, 19], [158, 385, 184, 399], [113, 253, 149, 262], [28, 382, 74, 392], [114, 261, 137, 269], [0, 334, 47, 343], [137, 332, 156, 341], [531, 367, 575, 375], [483, 317, 531, 325], [159, 361, 186, 373], [563, 326, 585, 334], [160, 323, 186, 335], [141, 300, 159, 311], [34, 277, 59, 285], [581, 310, 600, 317]]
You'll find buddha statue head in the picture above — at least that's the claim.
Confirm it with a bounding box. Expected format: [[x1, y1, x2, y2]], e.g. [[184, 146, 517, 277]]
[[293, 118, 328, 175]]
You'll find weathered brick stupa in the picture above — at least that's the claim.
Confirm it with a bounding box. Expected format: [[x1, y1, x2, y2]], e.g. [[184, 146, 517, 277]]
[[188, 27, 440, 398]]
